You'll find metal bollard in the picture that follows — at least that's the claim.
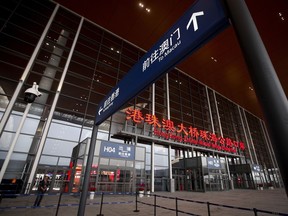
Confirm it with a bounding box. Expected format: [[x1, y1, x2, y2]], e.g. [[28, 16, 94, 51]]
[[97, 192, 104, 216], [207, 202, 211, 216], [175, 197, 178, 216], [55, 192, 63, 216], [253, 208, 258, 216], [154, 194, 157, 216], [134, 192, 140, 212]]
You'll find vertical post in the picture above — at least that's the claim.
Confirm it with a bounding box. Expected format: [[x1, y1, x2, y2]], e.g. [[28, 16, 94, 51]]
[[225, 0, 288, 196], [0, 103, 32, 183], [25, 183, 31, 194], [253, 208, 258, 216], [134, 191, 140, 212], [55, 192, 63, 216], [78, 125, 98, 215], [175, 197, 178, 216], [207, 202, 211, 216], [26, 17, 84, 194], [154, 194, 157, 216], [97, 192, 104, 216], [151, 83, 155, 193]]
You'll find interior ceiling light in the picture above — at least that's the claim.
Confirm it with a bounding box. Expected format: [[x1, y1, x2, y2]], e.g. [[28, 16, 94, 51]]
[[279, 12, 285, 20], [139, 2, 150, 13], [211, 56, 217, 62]]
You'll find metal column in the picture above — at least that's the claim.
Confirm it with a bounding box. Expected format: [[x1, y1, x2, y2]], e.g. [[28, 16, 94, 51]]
[[26, 17, 84, 193], [225, 0, 288, 196]]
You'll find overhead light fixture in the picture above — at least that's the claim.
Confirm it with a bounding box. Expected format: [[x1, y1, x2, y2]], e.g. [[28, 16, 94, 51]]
[[279, 12, 285, 20], [211, 56, 217, 62], [139, 2, 150, 13]]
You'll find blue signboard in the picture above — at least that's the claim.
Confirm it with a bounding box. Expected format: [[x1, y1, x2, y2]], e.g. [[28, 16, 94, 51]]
[[95, 0, 229, 125], [207, 157, 221, 169], [100, 141, 135, 160]]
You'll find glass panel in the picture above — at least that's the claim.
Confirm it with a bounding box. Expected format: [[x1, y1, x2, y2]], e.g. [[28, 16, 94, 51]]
[[39, 155, 58, 165], [42, 139, 77, 157], [126, 160, 134, 168], [58, 157, 71, 166], [100, 158, 109, 165], [155, 155, 168, 166], [48, 121, 81, 141], [135, 147, 145, 161], [109, 159, 125, 167]]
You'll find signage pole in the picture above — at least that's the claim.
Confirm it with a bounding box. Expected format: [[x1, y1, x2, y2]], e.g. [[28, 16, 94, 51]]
[[78, 124, 98, 216], [225, 0, 288, 196]]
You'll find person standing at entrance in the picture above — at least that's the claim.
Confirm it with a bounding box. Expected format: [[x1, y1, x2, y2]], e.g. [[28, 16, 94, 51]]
[[33, 176, 49, 207]]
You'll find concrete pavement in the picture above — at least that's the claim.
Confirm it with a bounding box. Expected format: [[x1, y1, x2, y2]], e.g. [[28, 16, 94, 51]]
[[0, 189, 288, 215]]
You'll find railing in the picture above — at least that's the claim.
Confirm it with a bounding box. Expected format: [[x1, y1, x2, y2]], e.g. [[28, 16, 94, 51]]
[[0, 191, 287, 216], [134, 192, 288, 216], [0, 191, 133, 216]]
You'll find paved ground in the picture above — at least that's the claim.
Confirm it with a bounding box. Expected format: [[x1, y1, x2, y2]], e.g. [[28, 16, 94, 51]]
[[0, 189, 288, 215]]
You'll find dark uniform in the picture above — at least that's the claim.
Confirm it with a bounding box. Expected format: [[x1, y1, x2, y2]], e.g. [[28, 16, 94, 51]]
[[33, 176, 49, 207]]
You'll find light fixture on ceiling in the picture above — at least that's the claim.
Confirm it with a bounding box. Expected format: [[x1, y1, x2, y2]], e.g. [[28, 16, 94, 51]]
[[139, 2, 151, 13], [279, 12, 285, 21], [211, 56, 218, 62]]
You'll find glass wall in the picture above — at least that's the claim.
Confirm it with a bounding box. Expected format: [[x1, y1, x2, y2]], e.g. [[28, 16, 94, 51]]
[[0, 0, 281, 193]]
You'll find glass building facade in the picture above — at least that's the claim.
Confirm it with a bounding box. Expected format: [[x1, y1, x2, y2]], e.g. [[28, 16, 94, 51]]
[[0, 0, 281, 194]]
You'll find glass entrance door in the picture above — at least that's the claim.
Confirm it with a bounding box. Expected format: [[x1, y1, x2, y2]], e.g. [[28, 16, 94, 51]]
[[32, 167, 54, 192], [174, 175, 185, 191], [33, 166, 70, 193], [187, 168, 204, 192], [116, 169, 133, 193], [205, 169, 229, 191], [206, 173, 223, 191], [97, 167, 134, 193], [52, 168, 70, 192]]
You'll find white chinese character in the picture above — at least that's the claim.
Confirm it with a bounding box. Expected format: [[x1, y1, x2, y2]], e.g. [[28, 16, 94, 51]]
[[150, 49, 159, 64], [143, 58, 150, 72], [159, 39, 169, 55], [107, 96, 111, 104], [115, 88, 120, 97], [104, 99, 108, 108], [111, 92, 116, 101], [170, 28, 181, 45]]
